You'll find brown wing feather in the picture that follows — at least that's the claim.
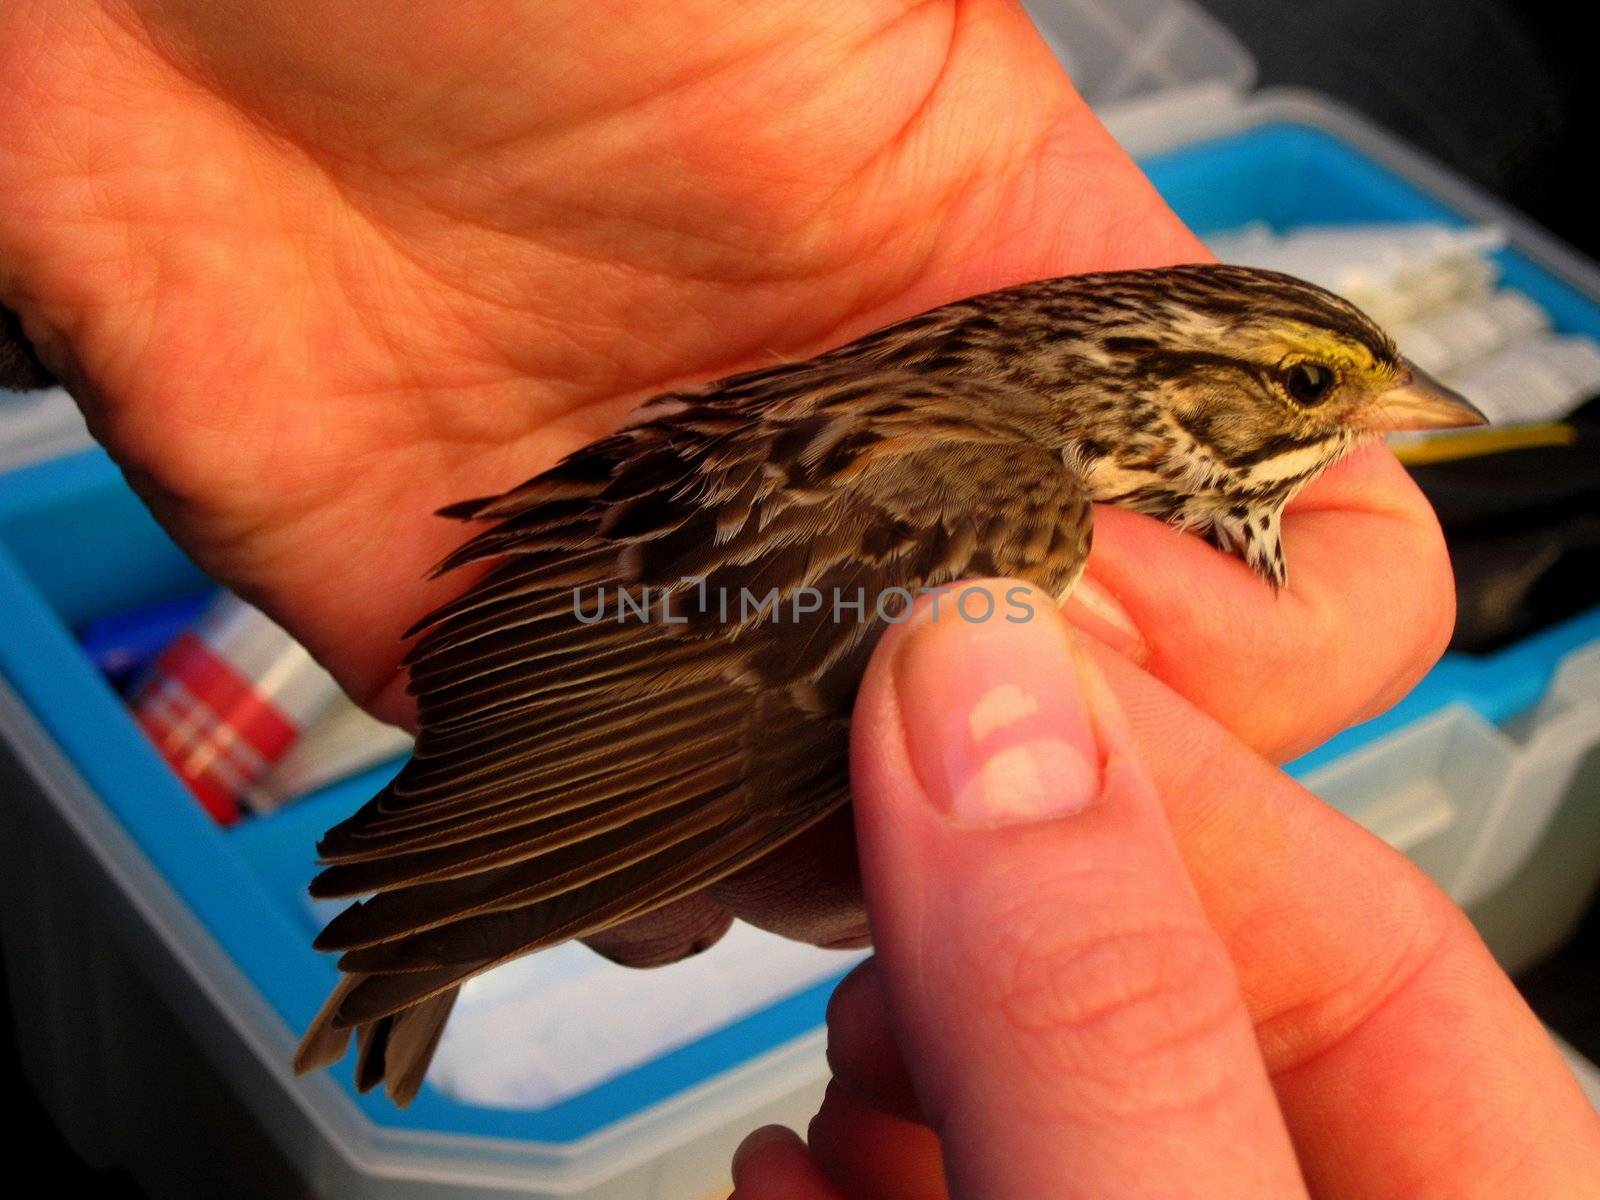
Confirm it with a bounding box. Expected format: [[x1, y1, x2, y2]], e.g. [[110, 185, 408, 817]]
[[295, 369, 1093, 1103]]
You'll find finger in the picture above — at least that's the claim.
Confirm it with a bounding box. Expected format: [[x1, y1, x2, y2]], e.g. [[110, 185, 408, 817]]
[[808, 1081, 951, 1200], [580, 892, 734, 967], [1074, 445, 1455, 761], [833, 627, 1600, 1198], [709, 807, 870, 949], [851, 581, 1308, 1199], [825, 959, 923, 1124], [1083, 644, 1600, 1198], [731, 1126, 844, 1200]]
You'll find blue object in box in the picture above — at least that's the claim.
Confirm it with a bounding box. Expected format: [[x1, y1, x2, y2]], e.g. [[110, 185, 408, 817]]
[[1, 118, 1599, 1150], [78, 590, 216, 688]]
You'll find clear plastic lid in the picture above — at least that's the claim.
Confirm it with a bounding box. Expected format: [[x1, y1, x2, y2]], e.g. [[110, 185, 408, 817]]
[[1025, 0, 1256, 113]]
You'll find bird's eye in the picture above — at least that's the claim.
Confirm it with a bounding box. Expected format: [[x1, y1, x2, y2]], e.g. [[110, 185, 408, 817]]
[[1284, 362, 1335, 406]]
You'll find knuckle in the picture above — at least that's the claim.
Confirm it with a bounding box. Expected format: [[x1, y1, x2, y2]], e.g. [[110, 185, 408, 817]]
[[1258, 863, 1469, 1076], [972, 889, 1249, 1118]]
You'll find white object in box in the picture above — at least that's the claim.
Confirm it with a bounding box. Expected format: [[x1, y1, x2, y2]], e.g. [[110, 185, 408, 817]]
[[1395, 290, 1550, 378], [1206, 222, 1506, 328], [1447, 334, 1600, 426], [430, 926, 866, 1110]]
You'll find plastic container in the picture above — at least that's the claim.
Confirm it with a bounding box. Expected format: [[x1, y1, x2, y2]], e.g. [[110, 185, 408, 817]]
[[1300, 614, 1600, 912], [2, 2, 1598, 1196], [130, 593, 343, 825], [0, 386, 91, 474]]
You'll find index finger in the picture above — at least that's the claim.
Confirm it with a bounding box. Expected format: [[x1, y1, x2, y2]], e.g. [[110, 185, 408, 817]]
[[1088, 646, 1600, 1197], [821, 644, 1600, 1199], [1078, 444, 1455, 762]]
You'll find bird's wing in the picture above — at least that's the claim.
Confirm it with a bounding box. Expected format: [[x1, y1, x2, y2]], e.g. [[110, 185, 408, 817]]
[[299, 371, 1093, 1073]]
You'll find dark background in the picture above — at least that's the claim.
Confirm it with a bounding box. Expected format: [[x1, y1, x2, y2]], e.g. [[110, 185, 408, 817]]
[[5, 1, 1597, 1194], [1199, 0, 1600, 259]]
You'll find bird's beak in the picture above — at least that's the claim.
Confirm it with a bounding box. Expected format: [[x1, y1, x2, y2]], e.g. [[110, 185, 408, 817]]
[[1360, 360, 1490, 432]]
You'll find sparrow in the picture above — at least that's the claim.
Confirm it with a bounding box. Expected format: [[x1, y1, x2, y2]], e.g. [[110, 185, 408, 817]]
[[294, 264, 1486, 1103]]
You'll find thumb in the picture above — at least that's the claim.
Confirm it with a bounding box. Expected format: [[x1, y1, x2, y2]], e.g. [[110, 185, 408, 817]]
[[849, 581, 1305, 1200]]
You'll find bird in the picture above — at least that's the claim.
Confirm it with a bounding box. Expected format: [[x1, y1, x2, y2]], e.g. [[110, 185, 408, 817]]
[[293, 263, 1486, 1103]]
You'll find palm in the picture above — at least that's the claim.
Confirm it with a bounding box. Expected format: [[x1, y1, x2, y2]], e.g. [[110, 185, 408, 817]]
[[1, 1, 1456, 956], [1, 1, 1196, 720]]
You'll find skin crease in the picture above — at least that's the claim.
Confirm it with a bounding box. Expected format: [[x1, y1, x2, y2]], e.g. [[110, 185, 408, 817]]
[[0, 3, 1454, 957]]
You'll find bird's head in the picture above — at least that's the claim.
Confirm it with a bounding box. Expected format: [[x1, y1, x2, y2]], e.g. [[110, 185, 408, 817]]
[[1056, 264, 1487, 500]]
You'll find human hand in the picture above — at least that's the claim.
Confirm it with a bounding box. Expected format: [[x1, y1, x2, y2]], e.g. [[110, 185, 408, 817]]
[[0, 3, 1455, 961], [731, 582, 1600, 1199]]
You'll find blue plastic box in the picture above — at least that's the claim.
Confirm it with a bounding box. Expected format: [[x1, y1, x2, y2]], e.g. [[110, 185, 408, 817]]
[[3, 94, 1599, 1200]]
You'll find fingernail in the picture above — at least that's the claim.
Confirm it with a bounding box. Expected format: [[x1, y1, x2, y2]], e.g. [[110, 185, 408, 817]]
[[731, 1125, 800, 1185], [1061, 575, 1147, 663], [894, 585, 1103, 828]]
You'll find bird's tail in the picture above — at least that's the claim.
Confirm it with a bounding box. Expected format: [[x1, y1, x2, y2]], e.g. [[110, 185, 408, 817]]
[[293, 975, 458, 1107]]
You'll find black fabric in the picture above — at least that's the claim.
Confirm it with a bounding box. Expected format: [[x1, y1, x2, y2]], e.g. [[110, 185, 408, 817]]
[[1408, 425, 1600, 653], [1195, 0, 1596, 258]]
